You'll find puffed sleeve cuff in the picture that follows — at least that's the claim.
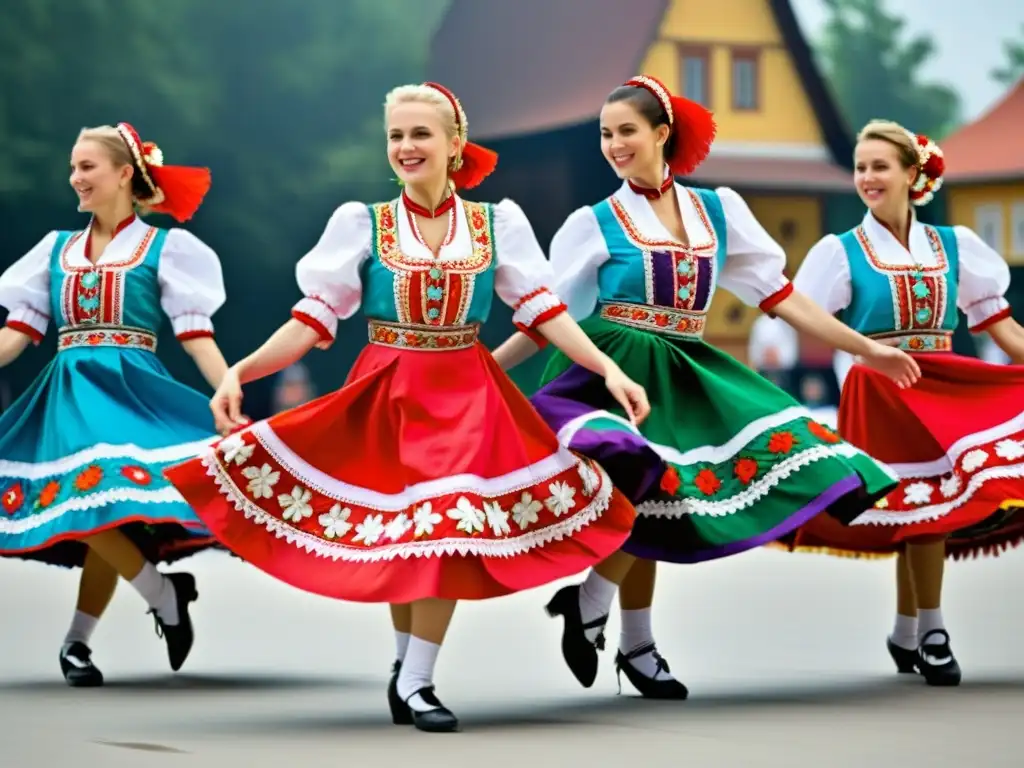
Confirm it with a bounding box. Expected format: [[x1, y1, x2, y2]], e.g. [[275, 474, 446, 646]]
[[512, 288, 567, 348], [758, 281, 794, 316], [291, 296, 338, 345], [171, 313, 215, 341], [5, 307, 48, 344], [967, 300, 1012, 333]]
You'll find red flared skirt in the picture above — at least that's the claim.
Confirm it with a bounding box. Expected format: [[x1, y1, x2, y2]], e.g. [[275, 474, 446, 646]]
[[164, 341, 635, 602], [782, 352, 1024, 560]]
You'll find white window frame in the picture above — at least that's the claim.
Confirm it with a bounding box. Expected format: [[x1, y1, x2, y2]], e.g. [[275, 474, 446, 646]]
[[975, 203, 1004, 254], [1011, 200, 1024, 258]]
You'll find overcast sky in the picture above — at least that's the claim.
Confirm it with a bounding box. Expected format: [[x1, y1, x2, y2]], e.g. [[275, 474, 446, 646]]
[[790, 0, 1024, 121]]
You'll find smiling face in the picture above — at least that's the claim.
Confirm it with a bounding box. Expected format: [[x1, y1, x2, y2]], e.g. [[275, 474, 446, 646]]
[[853, 138, 918, 214], [386, 101, 459, 188], [69, 139, 133, 213], [599, 99, 669, 180]]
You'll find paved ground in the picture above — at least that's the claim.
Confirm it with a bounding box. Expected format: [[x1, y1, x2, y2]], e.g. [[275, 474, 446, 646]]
[[2, 546, 1023, 767]]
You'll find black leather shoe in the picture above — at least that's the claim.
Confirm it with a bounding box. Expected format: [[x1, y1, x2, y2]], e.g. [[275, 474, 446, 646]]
[[405, 687, 459, 733], [615, 642, 689, 700], [918, 629, 961, 686], [148, 572, 199, 672], [60, 642, 104, 688], [388, 660, 413, 725], [545, 584, 607, 688], [886, 636, 919, 674]]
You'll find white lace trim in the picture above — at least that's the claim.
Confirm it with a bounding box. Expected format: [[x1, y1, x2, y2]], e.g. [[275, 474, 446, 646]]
[[887, 411, 1024, 478], [203, 456, 615, 562], [557, 405, 818, 467], [636, 443, 865, 518], [0, 438, 216, 481], [0, 486, 191, 535], [852, 462, 1024, 526], [512, 289, 563, 330], [251, 421, 578, 509]]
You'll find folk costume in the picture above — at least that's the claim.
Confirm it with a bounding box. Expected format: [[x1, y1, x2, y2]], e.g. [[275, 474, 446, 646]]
[[527, 76, 897, 697], [0, 122, 221, 683], [777, 130, 1024, 682], [163, 82, 635, 731]]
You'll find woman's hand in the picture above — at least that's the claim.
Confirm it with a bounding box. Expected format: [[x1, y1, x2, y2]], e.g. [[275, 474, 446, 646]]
[[859, 342, 921, 389], [604, 365, 651, 425], [210, 367, 250, 434]]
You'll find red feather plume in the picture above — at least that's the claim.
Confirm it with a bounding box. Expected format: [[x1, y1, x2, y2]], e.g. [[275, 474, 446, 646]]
[[666, 96, 717, 177], [147, 165, 212, 223], [450, 141, 498, 190]]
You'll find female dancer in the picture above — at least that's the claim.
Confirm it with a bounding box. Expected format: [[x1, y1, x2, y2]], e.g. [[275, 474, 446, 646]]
[[780, 120, 1024, 687], [0, 123, 228, 686], [163, 82, 647, 733], [491, 76, 920, 698]]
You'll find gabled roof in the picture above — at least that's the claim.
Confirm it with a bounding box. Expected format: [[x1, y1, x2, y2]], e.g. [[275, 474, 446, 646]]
[[942, 78, 1024, 183], [428, 0, 854, 169]]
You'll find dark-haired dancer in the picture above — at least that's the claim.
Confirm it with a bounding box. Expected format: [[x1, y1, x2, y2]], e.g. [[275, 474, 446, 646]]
[[492, 75, 920, 698]]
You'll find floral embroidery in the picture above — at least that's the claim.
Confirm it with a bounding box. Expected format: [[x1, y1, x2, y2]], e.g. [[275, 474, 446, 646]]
[[903, 481, 933, 506], [2, 483, 24, 515], [319, 504, 353, 539], [353, 514, 386, 545], [767, 431, 796, 454], [413, 502, 443, 537], [242, 463, 280, 499], [278, 486, 313, 522], [37, 480, 61, 508], [121, 466, 152, 486], [368, 320, 478, 351], [694, 468, 721, 496], [483, 500, 511, 536], [600, 302, 705, 339], [447, 497, 485, 534], [733, 457, 759, 484], [995, 440, 1024, 461], [75, 465, 104, 492], [545, 481, 577, 517], [220, 434, 255, 466], [961, 449, 989, 473], [939, 474, 961, 499], [659, 466, 682, 496], [511, 492, 542, 530], [807, 422, 840, 444], [577, 462, 600, 496], [385, 513, 413, 542]]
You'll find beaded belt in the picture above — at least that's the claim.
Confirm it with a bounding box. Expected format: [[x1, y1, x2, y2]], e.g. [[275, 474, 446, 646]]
[[599, 302, 705, 340], [868, 330, 952, 352], [58, 325, 158, 353], [368, 320, 479, 351]]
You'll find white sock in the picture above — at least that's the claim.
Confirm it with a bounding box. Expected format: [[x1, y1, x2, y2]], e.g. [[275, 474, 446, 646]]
[[918, 608, 945, 642], [890, 613, 918, 650], [129, 562, 179, 626], [619, 607, 676, 680], [395, 630, 411, 663], [63, 610, 100, 649], [396, 636, 441, 712], [578, 571, 617, 643]]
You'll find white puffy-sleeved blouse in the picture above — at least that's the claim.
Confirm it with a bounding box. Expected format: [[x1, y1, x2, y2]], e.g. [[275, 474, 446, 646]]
[[545, 181, 794, 322], [290, 195, 567, 346], [0, 215, 226, 344]]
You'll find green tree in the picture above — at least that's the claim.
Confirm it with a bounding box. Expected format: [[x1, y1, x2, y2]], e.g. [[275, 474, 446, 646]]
[[991, 25, 1024, 87], [815, 0, 962, 139]]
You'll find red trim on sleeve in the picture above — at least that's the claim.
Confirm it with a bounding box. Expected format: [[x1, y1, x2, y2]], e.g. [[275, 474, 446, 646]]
[[291, 310, 334, 343], [514, 322, 549, 349], [176, 330, 215, 342], [758, 282, 795, 316], [969, 305, 1012, 334], [513, 287, 549, 310], [5, 320, 44, 345], [528, 303, 568, 330]]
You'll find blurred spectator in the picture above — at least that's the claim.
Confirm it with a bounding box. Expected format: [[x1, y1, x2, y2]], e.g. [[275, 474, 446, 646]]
[[747, 314, 799, 392], [271, 362, 316, 414]]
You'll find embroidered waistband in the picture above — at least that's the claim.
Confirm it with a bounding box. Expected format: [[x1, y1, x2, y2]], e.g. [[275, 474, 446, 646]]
[[368, 320, 479, 351], [58, 325, 158, 353], [868, 330, 952, 353], [599, 302, 705, 340]]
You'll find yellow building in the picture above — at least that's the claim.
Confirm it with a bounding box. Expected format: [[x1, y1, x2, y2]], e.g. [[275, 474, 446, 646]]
[[942, 79, 1024, 267], [429, 0, 859, 363]]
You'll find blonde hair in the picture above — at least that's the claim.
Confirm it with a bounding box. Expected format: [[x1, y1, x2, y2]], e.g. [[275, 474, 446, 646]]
[[384, 84, 464, 142], [75, 125, 152, 206], [856, 120, 920, 170]]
